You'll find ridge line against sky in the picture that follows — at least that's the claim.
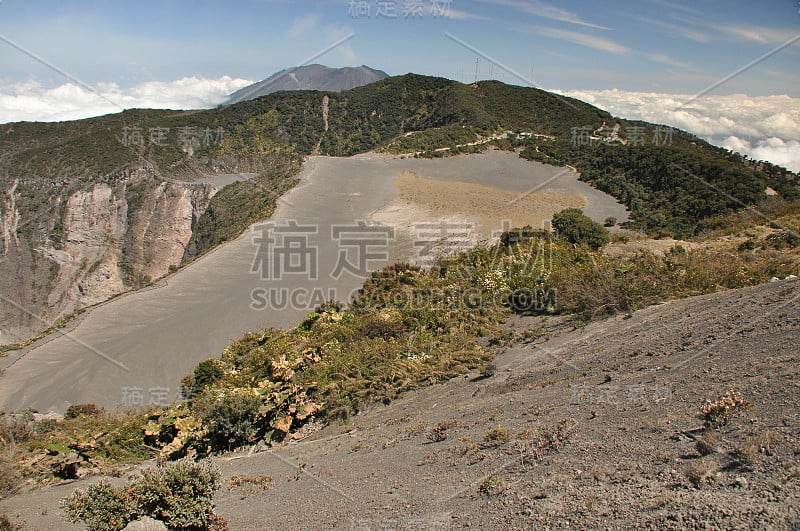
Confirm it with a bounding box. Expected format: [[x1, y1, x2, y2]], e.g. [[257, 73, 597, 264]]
[[0, 0, 797, 95], [0, 0, 798, 169], [1, 77, 798, 173]]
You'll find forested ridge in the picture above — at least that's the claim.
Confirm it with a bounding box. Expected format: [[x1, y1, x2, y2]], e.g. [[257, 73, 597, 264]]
[[1, 74, 797, 241]]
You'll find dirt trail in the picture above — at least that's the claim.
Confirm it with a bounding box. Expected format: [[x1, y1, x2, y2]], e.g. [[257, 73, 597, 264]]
[[3, 278, 799, 529]]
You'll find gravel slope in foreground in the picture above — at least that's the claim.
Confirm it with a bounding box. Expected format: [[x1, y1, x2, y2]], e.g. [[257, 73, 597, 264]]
[[3, 278, 799, 529]]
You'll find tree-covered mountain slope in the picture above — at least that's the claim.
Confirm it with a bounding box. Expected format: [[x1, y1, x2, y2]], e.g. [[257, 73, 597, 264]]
[[0, 74, 797, 344]]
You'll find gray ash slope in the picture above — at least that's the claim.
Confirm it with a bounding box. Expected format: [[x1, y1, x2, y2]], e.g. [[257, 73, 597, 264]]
[[3, 278, 799, 529]]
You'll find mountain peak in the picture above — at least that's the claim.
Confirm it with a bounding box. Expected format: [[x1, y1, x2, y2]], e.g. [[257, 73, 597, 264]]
[[226, 64, 389, 105]]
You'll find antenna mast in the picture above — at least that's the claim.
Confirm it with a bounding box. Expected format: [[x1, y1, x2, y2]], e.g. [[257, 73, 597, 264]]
[[472, 57, 479, 87]]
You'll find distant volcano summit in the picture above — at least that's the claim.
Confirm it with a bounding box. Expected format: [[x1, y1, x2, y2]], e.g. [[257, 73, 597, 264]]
[[226, 64, 389, 104]]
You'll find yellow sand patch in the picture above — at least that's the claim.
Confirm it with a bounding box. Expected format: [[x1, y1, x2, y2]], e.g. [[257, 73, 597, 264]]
[[372, 171, 586, 241]]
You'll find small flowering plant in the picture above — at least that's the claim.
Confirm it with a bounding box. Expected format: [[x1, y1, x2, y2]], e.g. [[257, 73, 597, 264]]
[[699, 389, 751, 428]]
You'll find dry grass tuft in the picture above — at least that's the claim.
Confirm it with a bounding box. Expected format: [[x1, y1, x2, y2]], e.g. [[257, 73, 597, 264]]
[[684, 457, 716, 488], [695, 430, 721, 456]]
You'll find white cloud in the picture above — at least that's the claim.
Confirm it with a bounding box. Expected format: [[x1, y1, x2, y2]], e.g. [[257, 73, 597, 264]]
[[721, 135, 751, 153], [717, 25, 800, 46], [557, 89, 800, 171], [2, 78, 798, 173], [524, 26, 630, 55], [0, 76, 253, 123], [478, 0, 609, 29], [322, 24, 356, 63], [288, 12, 322, 39], [643, 0, 698, 14], [445, 7, 490, 21], [749, 138, 800, 172], [647, 53, 693, 70], [631, 15, 713, 43]]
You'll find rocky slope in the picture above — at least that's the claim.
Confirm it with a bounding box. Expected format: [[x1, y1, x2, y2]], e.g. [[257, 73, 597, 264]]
[[226, 64, 389, 105], [1, 278, 798, 529], [0, 167, 219, 344]]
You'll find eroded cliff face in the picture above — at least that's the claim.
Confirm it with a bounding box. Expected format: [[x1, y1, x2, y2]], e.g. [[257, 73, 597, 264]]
[[0, 168, 218, 345]]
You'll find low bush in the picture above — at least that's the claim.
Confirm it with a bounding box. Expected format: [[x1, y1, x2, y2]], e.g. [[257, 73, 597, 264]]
[[62, 480, 139, 531], [765, 229, 800, 250], [483, 427, 511, 447], [0, 411, 35, 444], [62, 459, 225, 531], [684, 458, 716, 488], [552, 208, 610, 249], [479, 475, 506, 496], [132, 460, 225, 530], [427, 420, 456, 443], [700, 389, 751, 428], [0, 514, 21, 530], [194, 391, 263, 452], [65, 404, 104, 419], [0, 454, 20, 498], [695, 430, 721, 456], [193, 360, 226, 391]]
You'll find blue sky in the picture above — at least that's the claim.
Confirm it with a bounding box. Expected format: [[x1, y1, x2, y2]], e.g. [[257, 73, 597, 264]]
[[1, 0, 798, 96]]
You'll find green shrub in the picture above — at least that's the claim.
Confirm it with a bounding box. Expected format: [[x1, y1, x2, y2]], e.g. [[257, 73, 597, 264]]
[[552, 208, 610, 249], [62, 480, 140, 531], [194, 391, 263, 451], [193, 360, 225, 391], [765, 229, 800, 250], [479, 475, 506, 496], [355, 319, 408, 341], [132, 460, 224, 530], [483, 427, 511, 446], [65, 404, 104, 419], [0, 514, 21, 530], [499, 225, 549, 247], [62, 459, 225, 531], [738, 239, 757, 251]]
